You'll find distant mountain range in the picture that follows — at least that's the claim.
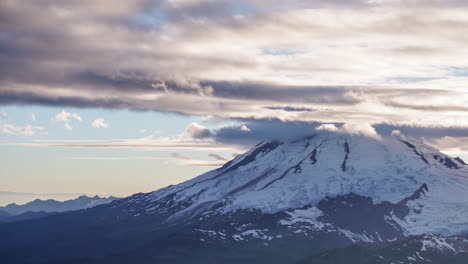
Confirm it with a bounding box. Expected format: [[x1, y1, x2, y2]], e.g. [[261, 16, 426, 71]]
[[1, 132, 468, 263], [0, 195, 119, 222]]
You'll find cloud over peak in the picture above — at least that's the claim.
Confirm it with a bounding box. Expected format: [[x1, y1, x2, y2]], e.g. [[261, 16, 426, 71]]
[[316, 123, 382, 140]]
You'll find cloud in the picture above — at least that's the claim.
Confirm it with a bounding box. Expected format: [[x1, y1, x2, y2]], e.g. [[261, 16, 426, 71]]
[[0, 110, 45, 137], [53, 110, 82, 130], [171, 152, 191, 160], [1, 0, 468, 162], [240, 125, 251, 132], [7, 117, 468, 164], [208, 153, 227, 161], [315, 124, 339, 132], [204, 119, 382, 146], [9, 138, 241, 152], [2, 119, 320, 151], [264, 106, 315, 112], [1, 123, 44, 136], [91, 118, 109, 128], [10, 119, 468, 156], [65, 154, 225, 167], [340, 123, 382, 140], [211, 119, 324, 146], [183, 123, 213, 139], [1, 0, 468, 132], [0, 112, 10, 119], [374, 124, 468, 138], [316, 123, 381, 140]]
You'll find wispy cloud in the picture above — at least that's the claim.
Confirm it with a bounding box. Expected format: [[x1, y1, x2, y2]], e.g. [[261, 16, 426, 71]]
[[1, 123, 44, 136], [208, 153, 227, 161], [64, 155, 225, 167], [53, 110, 82, 130], [0, 112, 9, 119], [9, 138, 243, 152]]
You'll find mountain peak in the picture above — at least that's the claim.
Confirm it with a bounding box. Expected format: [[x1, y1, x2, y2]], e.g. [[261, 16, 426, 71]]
[[0, 195, 119, 216], [118, 132, 468, 236]]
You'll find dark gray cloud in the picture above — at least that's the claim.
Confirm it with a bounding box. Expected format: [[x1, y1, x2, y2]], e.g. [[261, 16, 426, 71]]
[[206, 82, 361, 105], [374, 124, 468, 139], [1, 0, 468, 132], [209, 119, 329, 146], [264, 106, 315, 112], [208, 153, 227, 161], [183, 123, 213, 139], [171, 152, 191, 160], [389, 46, 446, 56], [382, 101, 468, 112], [180, 118, 468, 150]]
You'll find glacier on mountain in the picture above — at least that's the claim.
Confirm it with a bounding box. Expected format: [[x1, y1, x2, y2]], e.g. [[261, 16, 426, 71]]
[[127, 131, 468, 237]]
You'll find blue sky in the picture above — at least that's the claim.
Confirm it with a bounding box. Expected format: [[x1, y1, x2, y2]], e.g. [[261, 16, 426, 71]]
[[1, 0, 468, 205], [0, 105, 242, 205]]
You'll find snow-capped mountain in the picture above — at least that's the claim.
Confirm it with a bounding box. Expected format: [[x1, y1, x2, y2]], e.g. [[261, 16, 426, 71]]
[[1, 132, 468, 264], [125, 131, 468, 237]]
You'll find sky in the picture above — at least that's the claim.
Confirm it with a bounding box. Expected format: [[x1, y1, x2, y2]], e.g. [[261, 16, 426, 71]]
[[1, 0, 468, 205]]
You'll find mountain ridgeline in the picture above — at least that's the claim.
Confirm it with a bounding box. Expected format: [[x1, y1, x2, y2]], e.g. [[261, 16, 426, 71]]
[[0, 195, 118, 223], [1, 132, 468, 264]]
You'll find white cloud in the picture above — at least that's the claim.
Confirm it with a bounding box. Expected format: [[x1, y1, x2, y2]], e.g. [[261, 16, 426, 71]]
[[0, 112, 9, 119], [315, 124, 339, 132], [316, 123, 381, 140], [53, 110, 82, 130], [1, 124, 44, 136], [240, 125, 251, 132], [341, 123, 382, 140], [64, 155, 225, 167], [91, 118, 109, 128]]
